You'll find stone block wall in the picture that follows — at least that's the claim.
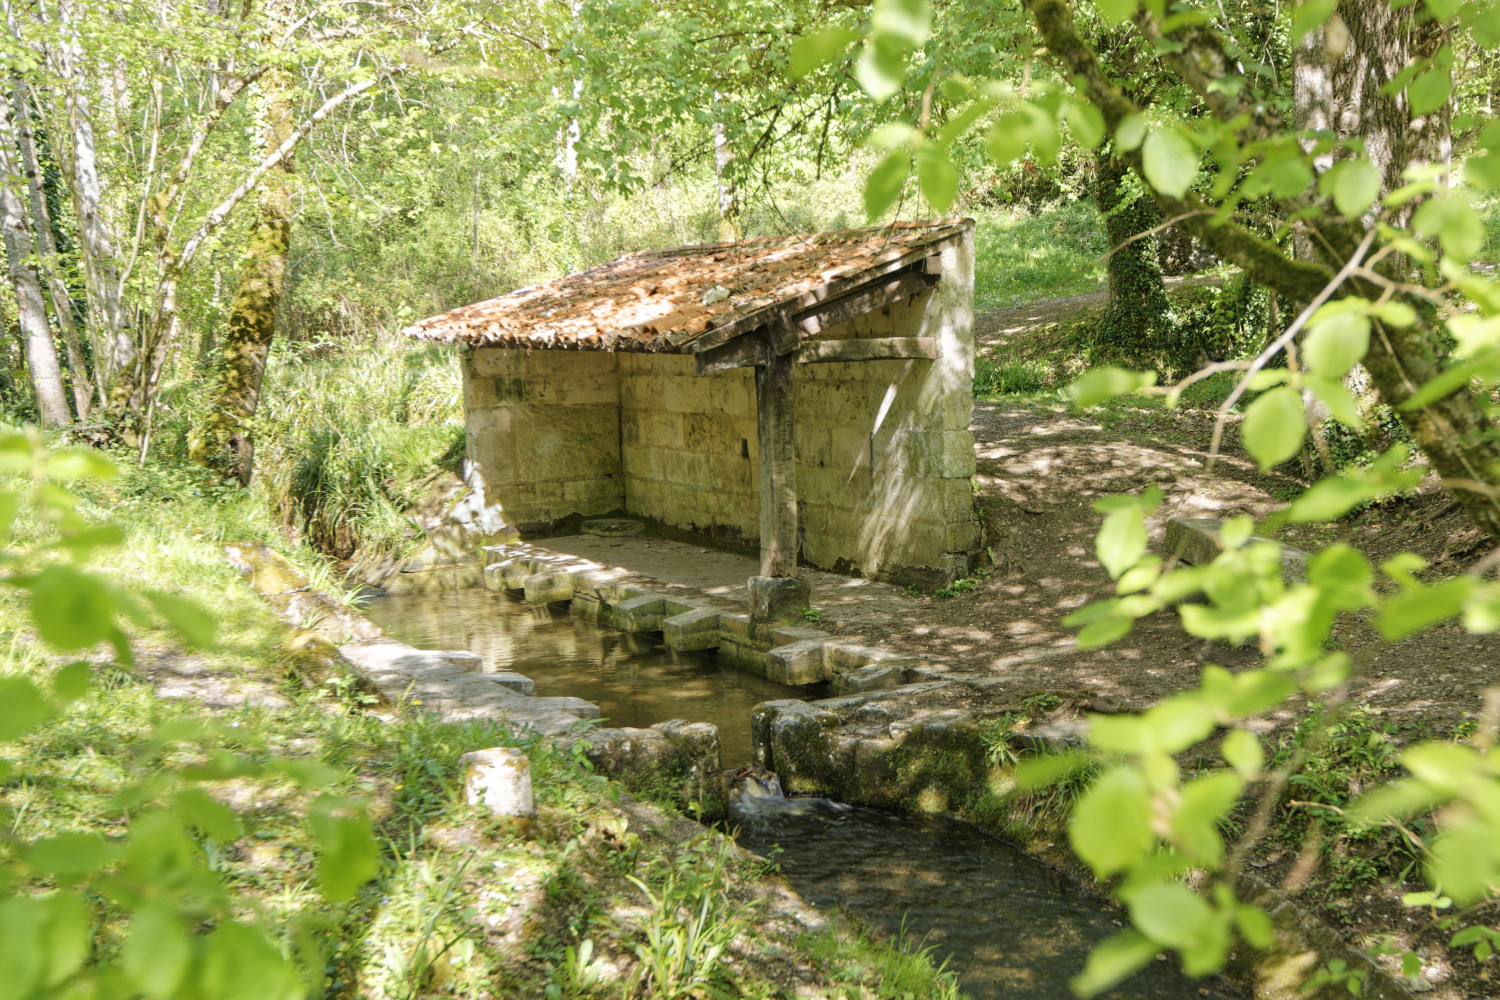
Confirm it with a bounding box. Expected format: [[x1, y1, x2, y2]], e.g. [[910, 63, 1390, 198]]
[[618, 353, 760, 544], [458, 227, 978, 585], [794, 231, 979, 586], [463, 348, 623, 533]]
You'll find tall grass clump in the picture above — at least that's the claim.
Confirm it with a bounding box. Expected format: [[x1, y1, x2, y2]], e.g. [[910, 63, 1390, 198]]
[[254, 338, 466, 559], [974, 354, 1052, 396]]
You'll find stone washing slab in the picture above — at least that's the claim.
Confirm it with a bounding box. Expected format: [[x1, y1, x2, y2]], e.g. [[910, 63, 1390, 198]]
[[1162, 516, 1308, 581]]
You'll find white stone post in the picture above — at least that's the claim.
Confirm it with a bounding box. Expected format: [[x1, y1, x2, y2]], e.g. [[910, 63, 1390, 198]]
[[460, 748, 535, 817]]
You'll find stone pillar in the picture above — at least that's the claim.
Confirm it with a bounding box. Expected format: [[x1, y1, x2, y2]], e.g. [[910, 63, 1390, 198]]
[[460, 747, 535, 817]]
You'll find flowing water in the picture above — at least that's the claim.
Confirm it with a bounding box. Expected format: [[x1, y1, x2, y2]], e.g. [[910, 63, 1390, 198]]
[[361, 588, 801, 763], [730, 790, 1223, 1000], [368, 587, 1229, 1000]]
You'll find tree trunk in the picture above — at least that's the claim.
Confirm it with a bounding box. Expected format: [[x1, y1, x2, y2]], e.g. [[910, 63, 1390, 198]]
[[1096, 153, 1171, 347], [12, 80, 90, 419], [714, 118, 742, 242], [0, 92, 70, 427], [188, 55, 295, 486], [54, 0, 128, 388]]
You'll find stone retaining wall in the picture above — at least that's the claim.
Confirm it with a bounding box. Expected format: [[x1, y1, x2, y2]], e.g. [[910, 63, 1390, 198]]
[[481, 541, 957, 688]]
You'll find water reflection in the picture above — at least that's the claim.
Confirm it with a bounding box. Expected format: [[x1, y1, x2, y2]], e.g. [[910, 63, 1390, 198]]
[[732, 799, 1231, 1000], [361, 588, 799, 764]]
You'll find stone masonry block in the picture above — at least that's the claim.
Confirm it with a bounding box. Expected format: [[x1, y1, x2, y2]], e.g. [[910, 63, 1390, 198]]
[[945, 520, 982, 553], [613, 594, 667, 633], [766, 639, 830, 685], [663, 608, 722, 651], [523, 571, 574, 604], [835, 663, 907, 694], [749, 575, 812, 624], [472, 672, 536, 696], [770, 625, 832, 646]]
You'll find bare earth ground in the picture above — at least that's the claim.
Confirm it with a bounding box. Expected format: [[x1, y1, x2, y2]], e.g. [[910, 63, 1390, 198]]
[[540, 295, 1500, 998]]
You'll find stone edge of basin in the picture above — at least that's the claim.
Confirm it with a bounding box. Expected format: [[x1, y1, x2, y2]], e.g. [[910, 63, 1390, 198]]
[[481, 541, 958, 693], [222, 540, 727, 818], [1163, 516, 1308, 581]]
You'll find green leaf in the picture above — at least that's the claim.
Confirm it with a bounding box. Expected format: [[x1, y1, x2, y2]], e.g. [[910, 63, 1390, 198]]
[[122, 901, 192, 998], [1097, 504, 1148, 578], [198, 922, 304, 1000], [788, 28, 859, 79], [26, 564, 119, 650], [0, 677, 49, 741], [1428, 821, 1500, 906], [1142, 129, 1199, 199], [1068, 366, 1156, 407], [52, 662, 91, 703], [310, 802, 379, 902], [866, 121, 915, 150], [1070, 767, 1154, 877], [1241, 386, 1306, 470], [1015, 750, 1092, 790], [863, 149, 910, 218], [1064, 100, 1105, 147], [1413, 196, 1484, 262], [1292, 0, 1335, 41], [1235, 904, 1275, 949], [1408, 70, 1453, 117], [1222, 729, 1264, 777], [0, 899, 43, 1000], [1071, 930, 1158, 999], [1122, 881, 1215, 950], [1172, 772, 1243, 861], [986, 113, 1028, 166], [28, 832, 117, 878], [869, 0, 931, 47], [1304, 311, 1370, 377], [915, 144, 959, 211], [1116, 113, 1148, 152], [1096, 0, 1138, 25], [146, 591, 218, 649], [855, 36, 909, 103], [40, 449, 117, 481], [1305, 375, 1362, 428], [1320, 159, 1381, 217], [1077, 616, 1133, 648], [37, 894, 90, 989], [1378, 578, 1475, 640]]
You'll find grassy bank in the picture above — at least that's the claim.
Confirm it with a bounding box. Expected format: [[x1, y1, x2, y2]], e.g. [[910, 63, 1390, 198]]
[[0, 439, 967, 1000]]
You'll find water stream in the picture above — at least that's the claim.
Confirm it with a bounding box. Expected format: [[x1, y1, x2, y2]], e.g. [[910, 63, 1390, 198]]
[[362, 588, 801, 763], [366, 587, 1226, 1000]]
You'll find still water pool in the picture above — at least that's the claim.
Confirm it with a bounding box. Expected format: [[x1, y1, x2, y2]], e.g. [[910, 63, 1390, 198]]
[[362, 587, 800, 764]]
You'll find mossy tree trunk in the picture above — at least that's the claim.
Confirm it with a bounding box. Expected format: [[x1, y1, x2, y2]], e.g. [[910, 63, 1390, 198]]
[[1096, 153, 1171, 348], [189, 57, 294, 486]]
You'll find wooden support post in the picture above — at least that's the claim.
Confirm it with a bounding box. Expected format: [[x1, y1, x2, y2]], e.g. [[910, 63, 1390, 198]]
[[755, 349, 797, 578]]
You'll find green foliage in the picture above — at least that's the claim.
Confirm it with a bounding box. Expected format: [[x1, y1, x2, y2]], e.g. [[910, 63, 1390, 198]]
[[0, 431, 379, 1000], [973, 201, 1108, 310], [974, 354, 1052, 395]]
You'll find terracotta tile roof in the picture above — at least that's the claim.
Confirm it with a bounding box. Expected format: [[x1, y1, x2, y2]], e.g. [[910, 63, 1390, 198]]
[[401, 218, 971, 352]]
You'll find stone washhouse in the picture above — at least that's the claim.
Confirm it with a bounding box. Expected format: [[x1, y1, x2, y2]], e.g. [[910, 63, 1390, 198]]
[[403, 218, 980, 621]]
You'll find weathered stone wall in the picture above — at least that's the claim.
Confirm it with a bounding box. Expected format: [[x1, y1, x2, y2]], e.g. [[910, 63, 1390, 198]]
[[459, 228, 978, 584], [795, 232, 979, 586], [619, 353, 760, 544], [463, 348, 623, 533]]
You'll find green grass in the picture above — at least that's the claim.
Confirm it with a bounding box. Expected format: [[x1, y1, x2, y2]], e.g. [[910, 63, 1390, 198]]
[[1, 439, 971, 1000], [972, 201, 1108, 310]]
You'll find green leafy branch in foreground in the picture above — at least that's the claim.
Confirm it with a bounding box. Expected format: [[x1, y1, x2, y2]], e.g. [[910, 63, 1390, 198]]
[[0, 430, 378, 1000], [1017, 471, 1500, 996]]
